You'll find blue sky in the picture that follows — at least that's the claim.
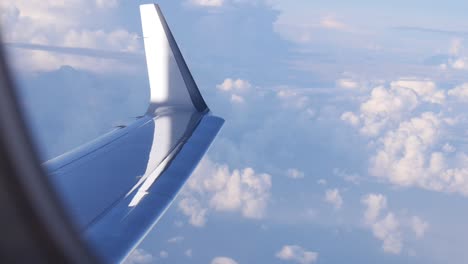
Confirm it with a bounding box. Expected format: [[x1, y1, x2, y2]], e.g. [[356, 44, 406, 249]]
[[3, 0, 468, 263]]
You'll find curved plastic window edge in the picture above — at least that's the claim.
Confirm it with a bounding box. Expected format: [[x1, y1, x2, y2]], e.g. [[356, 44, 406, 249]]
[[0, 41, 100, 263]]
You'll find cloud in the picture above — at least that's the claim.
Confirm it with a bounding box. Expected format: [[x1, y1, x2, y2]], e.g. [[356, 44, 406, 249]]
[[124, 249, 154, 264], [347, 79, 445, 136], [185, 249, 193, 258], [217, 78, 252, 105], [167, 236, 184, 243], [450, 38, 463, 56], [341, 112, 360, 127], [211, 256, 238, 264], [361, 194, 402, 254], [178, 197, 208, 227], [217, 78, 252, 92], [0, 0, 141, 73], [189, 0, 225, 7], [179, 157, 272, 226], [341, 75, 468, 196], [336, 78, 359, 90], [411, 216, 429, 239], [448, 83, 468, 101], [319, 16, 348, 31], [275, 245, 318, 264], [361, 194, 429, 254], [159, 251, 169, 259], [287, 168, 305, 179], [95, 0, 119, 8], [231, 94, 246, 104], [324, 188, 343, 209]]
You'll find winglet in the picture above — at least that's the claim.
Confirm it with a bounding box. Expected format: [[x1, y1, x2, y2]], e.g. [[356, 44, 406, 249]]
[[140, 4, 208, 114]]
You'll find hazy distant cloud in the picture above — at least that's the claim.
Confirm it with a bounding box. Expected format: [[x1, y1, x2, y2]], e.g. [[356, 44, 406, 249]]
[[178, 197, 208, 227], [410, 216, 429, 239], [448, 83, 468, 101], [159, 251, 169, 259], [188, 0, 225, 7], [319, 16, 348, 31], [336, 78, 359, 90], [340, 112, 360, 127], [0, 0, 140, 73], [185, 249, 193, 258], [276, 245, 318, 264], [287, 168, 305, 179], [167, 236, 184, 244], [324, 188, 343, 209], [211, 256, 238, 264], [362, 194, 402, 254], [361, 194, 429, 254], [124, 249, 154, 264], [95, 0, 119, 8]]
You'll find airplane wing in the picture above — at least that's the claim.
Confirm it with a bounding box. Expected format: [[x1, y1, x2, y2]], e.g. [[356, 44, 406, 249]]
[[43, 4, 223, 263]]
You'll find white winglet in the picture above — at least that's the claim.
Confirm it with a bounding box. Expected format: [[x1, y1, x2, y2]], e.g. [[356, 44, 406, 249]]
[[140, 4, 208, 114]]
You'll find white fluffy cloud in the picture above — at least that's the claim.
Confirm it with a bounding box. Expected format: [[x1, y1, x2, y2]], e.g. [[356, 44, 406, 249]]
[[211, 256, 238, 264], [347, 79, 445, 136], [124, 248, 154, 264], [324, 188, 343, 209], [361, 193, 429, 254], [276, 245, 318, 264], [179, 157, 272, 226], [217, 78, 251, 92], [341, 76, 468, 196]]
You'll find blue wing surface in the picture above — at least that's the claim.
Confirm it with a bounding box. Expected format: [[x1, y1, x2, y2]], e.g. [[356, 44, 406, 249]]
[[43, 4, 223, 263]]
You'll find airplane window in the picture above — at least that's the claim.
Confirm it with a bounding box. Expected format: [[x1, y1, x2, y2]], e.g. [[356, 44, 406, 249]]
[[2, 1, 468, 264]]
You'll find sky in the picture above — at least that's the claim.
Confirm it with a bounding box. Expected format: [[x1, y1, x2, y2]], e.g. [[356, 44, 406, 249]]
[[2, 0, 468, 263]]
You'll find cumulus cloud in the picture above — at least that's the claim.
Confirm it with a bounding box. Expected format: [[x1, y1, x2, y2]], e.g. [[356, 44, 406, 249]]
[[179, 157, 272, 226], [217, 78, 251, 92], [276, 245, 318, 264], [211, 256, 238, 264], [361, 194, 429, 254], [287, 168, 305, 179], [347, 79, 445, 136], [324, 188, 343, 209], [340, 76, 468, 196], [124, 249, 154, 264]]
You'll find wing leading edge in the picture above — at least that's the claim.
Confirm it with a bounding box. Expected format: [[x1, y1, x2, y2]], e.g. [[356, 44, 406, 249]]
[[44, 4, 223, 263]]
